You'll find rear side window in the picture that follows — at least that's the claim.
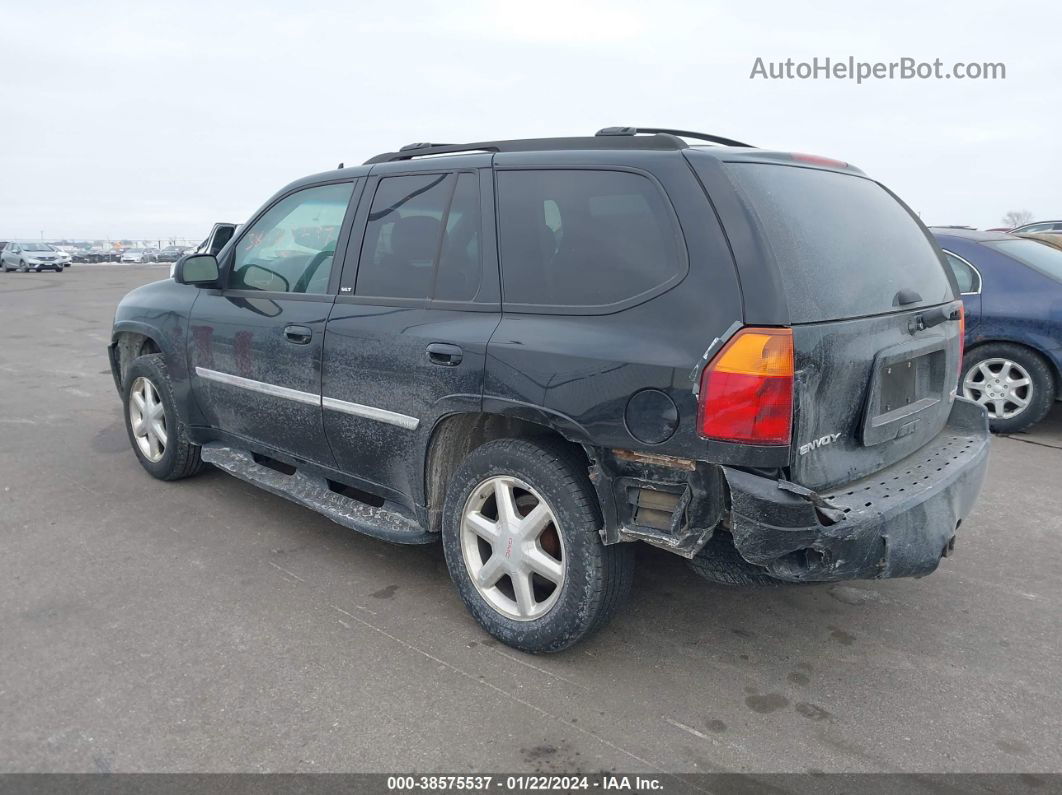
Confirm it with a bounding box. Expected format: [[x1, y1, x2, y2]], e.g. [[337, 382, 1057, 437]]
[[355, 172, 483, 301], [726, 164, 952, 322], [985, 238, 1062, 283], [356, 174, 453, 299], [496, 169, 684, 309], [943, 252, 980, 293], [434, 173, 482, 302]]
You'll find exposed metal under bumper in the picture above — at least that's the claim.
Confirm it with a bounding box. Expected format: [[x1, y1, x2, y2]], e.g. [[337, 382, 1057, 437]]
[[588, 449, 726, 559], [200, 443, 435, 545], [722, 397, 991, 582]]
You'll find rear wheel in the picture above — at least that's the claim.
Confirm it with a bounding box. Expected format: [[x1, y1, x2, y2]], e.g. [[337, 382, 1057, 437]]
[[442, 438, 634, 653], [122, 354, 205, 480], [962, 343, 1055, 433]]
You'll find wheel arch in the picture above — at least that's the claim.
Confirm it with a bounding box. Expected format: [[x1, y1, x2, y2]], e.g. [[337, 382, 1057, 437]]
[[111, 325, 166, 389], [422, 411, 592, 535]]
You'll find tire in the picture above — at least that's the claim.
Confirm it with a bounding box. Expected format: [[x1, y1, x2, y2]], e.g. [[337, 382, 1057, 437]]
[[18, 260, 28, 272], [687, 532, 788, 586], [122, 353, 205, 480], [961, 342, 1055, 433], [441, 438, 635, 653]]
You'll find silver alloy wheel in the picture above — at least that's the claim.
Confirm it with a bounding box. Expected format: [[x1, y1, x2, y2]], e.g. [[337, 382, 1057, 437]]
[[962, 357, 1033, 420], [460, 475, 566, 622], [129, 376, 168, 462]]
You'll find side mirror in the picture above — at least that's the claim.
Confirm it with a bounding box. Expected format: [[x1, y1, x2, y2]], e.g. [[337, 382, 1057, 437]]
[[174, 254, 220, 286]]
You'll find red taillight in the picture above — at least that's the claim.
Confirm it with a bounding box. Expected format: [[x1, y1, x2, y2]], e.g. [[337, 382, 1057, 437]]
[[698, 327, 794, 446]]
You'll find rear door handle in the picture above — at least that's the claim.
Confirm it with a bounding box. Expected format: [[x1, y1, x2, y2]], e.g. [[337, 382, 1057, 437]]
[[426, 343, 463, 366], [284, 325, 313, 344]]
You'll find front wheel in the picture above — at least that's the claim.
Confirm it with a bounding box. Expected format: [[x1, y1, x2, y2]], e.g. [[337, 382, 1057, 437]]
[[122, 354, 205, 480], [961, 343, 1055, 433], [441, 438, 634, 653]]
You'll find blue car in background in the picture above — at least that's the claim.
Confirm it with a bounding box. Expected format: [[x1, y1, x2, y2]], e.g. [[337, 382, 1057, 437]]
[[931, 228, 1062, 432]]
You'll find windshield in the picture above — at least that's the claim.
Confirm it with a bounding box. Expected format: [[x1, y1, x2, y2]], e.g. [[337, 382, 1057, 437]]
[[724, 163, 953, 322], [986, 238, 1062, 283], [23, 243, 51, 252]]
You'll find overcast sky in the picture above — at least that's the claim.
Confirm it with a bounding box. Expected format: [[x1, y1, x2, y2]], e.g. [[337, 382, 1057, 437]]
[[2, 0, 1058, 241]]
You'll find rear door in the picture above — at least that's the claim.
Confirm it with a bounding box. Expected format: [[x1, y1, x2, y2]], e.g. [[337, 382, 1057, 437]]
[[188, 180, 359, 465], [700, 159, 963, 491], [322, 158, 500, 507]]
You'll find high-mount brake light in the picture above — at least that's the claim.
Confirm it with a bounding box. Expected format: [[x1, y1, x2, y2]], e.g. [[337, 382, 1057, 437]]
[[698, 327, 794, 446], [791, 153, 849, 169]]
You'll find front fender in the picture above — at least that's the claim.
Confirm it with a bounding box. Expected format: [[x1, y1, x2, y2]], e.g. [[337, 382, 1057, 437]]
[[110, 279, 202, 423]]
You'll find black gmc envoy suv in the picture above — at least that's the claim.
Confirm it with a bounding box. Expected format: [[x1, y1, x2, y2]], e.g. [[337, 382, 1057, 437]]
[[109, 127, 990, 652]]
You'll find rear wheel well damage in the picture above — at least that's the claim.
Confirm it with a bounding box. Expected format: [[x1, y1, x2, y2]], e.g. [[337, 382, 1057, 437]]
[[424, 414, 731, 554], [423, 413, 588, 535], [589, 448, 727, 556]]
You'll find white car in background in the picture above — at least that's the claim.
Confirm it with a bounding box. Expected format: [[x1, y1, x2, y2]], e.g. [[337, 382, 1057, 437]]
[[47, 245, 72, 267], [120, 249, 147, 263]]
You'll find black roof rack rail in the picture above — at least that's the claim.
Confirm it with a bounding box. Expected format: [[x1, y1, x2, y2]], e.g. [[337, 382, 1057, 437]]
[[596, 126, 755, 148], [363, 133, 689, 165]]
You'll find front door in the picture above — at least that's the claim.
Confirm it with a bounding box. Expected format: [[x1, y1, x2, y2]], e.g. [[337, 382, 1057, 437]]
[[322, 160, 500, 507], [188, 180, 360, 466]]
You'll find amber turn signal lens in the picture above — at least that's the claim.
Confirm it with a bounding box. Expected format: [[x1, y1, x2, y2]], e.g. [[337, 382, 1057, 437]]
[[708, 328, 794, 377], [698, 327, 794, 446]]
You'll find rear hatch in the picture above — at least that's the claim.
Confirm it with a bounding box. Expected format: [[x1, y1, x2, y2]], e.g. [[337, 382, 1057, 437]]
[[719, 160, 962, 491]]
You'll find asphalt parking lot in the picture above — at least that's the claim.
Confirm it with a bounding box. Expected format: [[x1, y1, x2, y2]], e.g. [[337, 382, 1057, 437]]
[[1, 265, 1060, 775]]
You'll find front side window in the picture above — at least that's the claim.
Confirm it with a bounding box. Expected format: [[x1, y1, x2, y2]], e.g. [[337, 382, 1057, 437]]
[[496, 169, 684, 309], [231, 183, 354, 294], [943, 252, 980, 293]]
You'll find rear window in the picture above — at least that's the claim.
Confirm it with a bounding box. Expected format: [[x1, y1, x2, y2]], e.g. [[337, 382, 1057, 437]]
[[496, 169, 684, 310], [726, 164, 952, 322], [985, 238, 1062, 283]]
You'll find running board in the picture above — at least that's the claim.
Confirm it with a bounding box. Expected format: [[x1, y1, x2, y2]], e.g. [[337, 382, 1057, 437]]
[[200, 443, 435, 545]]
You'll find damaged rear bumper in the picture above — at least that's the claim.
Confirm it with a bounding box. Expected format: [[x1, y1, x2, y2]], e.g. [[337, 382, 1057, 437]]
[[724, 397, 990, 582]]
